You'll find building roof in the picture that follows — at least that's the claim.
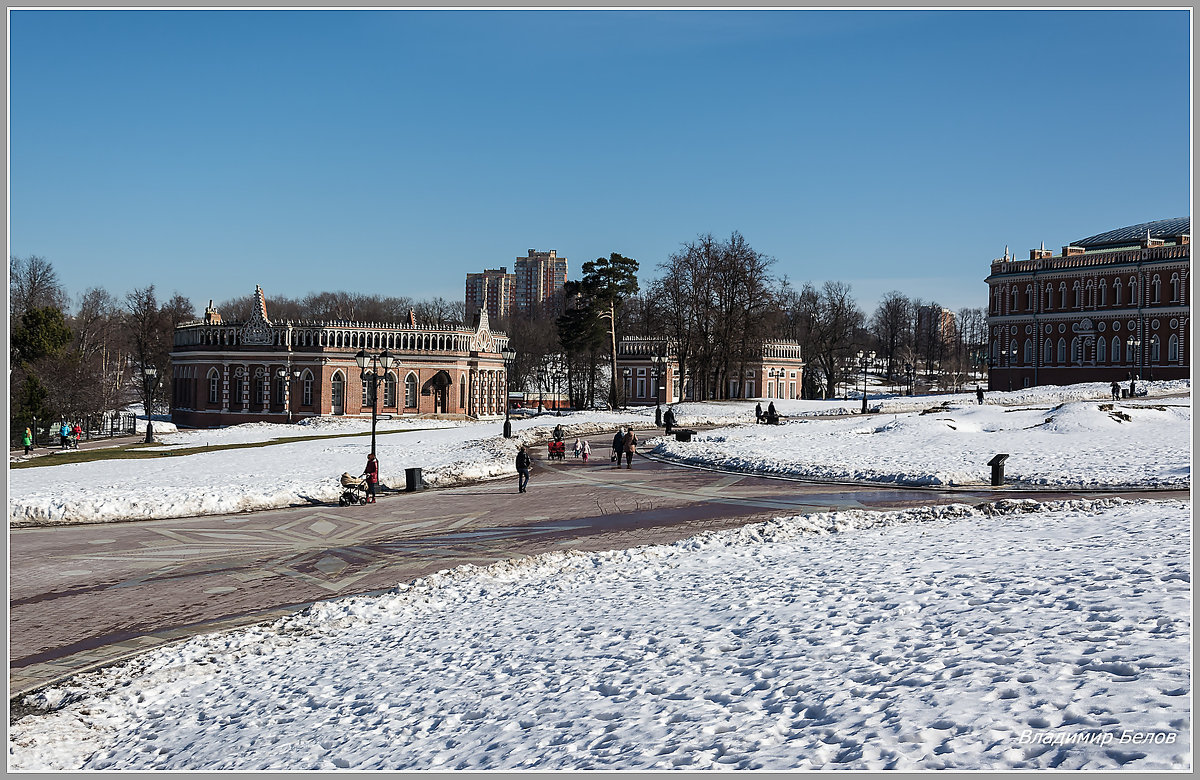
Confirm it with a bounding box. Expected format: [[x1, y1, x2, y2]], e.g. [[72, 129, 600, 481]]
[[1072, 217, 1190, 249]]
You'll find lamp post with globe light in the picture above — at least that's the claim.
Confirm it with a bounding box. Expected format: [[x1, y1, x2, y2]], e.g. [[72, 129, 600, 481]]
[[501, 348, 516, 438], [356, 348, 395, 456], [856, 350, 875, 413]]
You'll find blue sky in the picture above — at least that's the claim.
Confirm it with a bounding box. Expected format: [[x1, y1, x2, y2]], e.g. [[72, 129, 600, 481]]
[[9, 8, 1191, 316]]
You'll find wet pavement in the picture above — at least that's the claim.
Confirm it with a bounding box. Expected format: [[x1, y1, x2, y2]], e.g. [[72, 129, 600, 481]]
[[8, 432, 1184, 697]]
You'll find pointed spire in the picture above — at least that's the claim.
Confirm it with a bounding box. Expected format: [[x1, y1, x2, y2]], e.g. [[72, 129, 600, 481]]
[[1004, 244, 1009, 261], [252, 285, 271, 324]]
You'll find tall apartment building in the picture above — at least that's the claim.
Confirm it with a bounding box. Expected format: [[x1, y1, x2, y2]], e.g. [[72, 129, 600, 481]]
[[465, 249, 569, 321], [465, 267, 515, 324], [514, 249, 568, 316]]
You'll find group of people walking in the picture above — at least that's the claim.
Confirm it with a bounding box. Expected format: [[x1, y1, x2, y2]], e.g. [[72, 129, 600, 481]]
[[514, 426, 640, 493]]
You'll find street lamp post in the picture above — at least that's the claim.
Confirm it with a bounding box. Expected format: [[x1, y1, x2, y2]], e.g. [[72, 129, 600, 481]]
[[1007, 343, 1017, 391], [501, 348, 516, 438], [356, 348, 395, 456], [856, 350, 875, 414], [142, 366, 159, 443], [622, 368, 632, 409], [1127, 335, 1141, 397], [651, 353, 665, 425], [536, 367, 547, 413], [904, 362, 914, 396]]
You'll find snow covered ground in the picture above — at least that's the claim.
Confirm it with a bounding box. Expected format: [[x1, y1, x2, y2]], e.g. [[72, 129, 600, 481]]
[[7, 381, 1191, 526], [652, 396, 1191, 488], [9, 498, 1190, 771]]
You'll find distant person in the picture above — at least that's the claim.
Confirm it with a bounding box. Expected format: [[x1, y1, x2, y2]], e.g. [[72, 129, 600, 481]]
[[515, 445, 531, 493], [573, 438, 582, 459], [767, 401, 777, 424], [362, 452, 378, 503], [755, 402, 763, 424], [22, 427, 32, 455], [554, 424, 564, 441], [663, 406, 676, 434], [1111, 381, 1121, 401], [71, 422, 83, 448], [622, 429, 638, 469], [59, 422, 70, 449], [612, 428, 625, 467], [580, 438, 591, 463], [976, 387, 984, 405]]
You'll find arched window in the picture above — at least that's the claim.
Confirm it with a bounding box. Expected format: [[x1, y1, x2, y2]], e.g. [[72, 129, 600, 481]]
[[1097, 336, 1106, 363], [207, 369, 220, 405], [1024, 339, 1033, 364], [1169, 334, 1179, 361], [1073, 281, 1082, 309], [991, 340, 999, 361], [1114, 278, 1123, 305], [1171, 274, 1180, 302], [1071, 337, 1081, 363], [384, 372, 397, 407], [1099, 279, 1107, 307], [1043, 339, 1054, 364], [405, 372, 418, 408], [1152, 275, 1161, 304], [1059, 282, 1068, 310], [1111, 336, 1121, 364], [1011, 288, 1019, 311], [460, 374, 467, 410], [331, 371, 345, 415], [302, 370, 314, 406], [1026, 285, 1035, 311], [1057, 338, 1066, 363], [1046, 284, 1054, 310], [1150, 335, 1160, 362], [1129, 276, 1138, 306], [993, 287, 1002, 313]]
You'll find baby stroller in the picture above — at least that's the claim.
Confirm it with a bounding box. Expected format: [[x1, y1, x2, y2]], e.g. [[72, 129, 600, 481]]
[[339, 472, 368, 506], [548, 440, 566, 460]]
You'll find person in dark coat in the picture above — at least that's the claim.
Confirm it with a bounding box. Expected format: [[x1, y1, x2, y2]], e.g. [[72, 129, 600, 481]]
[[363, 453, 379, 503], [755, 402, 763, 424], [1111, 381, 1120, 401], [612, 429, 625, 467], [976, 387, 984, 405], [663, 407, 676, 434], [766, 401, 777, 424], [515, 445, 531, 493]]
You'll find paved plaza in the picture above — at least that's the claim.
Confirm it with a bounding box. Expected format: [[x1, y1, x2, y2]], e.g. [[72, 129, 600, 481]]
[[8, 432, 1180, 698]]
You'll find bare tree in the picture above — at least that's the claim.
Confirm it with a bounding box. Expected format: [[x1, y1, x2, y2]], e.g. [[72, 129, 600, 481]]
[[10, 255, 68, 319]]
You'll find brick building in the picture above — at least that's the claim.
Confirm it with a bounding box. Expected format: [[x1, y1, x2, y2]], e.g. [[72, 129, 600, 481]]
[[984, 217, 1190, 390], [616, 337, 805, 405], [170, 286, 509, 428]]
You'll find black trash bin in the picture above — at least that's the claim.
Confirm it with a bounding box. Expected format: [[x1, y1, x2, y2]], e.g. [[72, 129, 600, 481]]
[[405, 467, 424, 492], [987, 453, 1009, 486], [675, 430, 693, 443]]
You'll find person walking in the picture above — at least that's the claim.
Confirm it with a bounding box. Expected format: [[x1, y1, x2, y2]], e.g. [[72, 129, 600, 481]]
[[622, 429, 638, 469], [515, 445, 532, 493], [22, 427, 33, 455], [612, 428, 625, 467], [976, 386, 985, 405], [755, 402, 763, 424], [580, 438, 591, 463], [362, 452, 379, 503], [59, 421, 70, 449], [573, 437, 582, 459], [71, 421, 83, 449], [766, 401, 777, 424], [663, 406, 676, 435], [1111, 381, 1121, 401]]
